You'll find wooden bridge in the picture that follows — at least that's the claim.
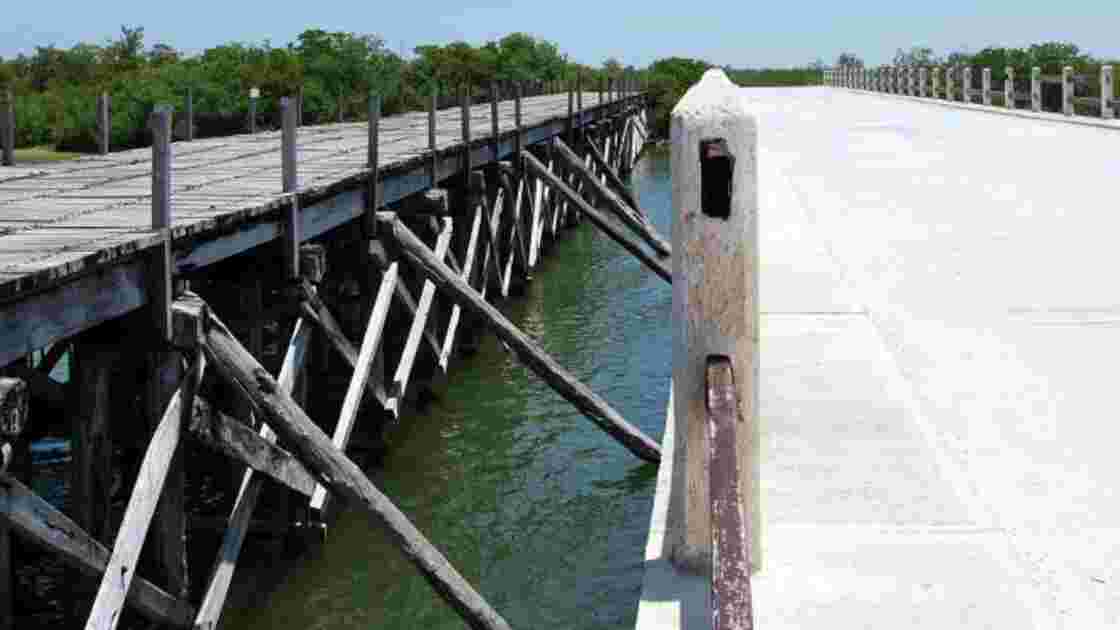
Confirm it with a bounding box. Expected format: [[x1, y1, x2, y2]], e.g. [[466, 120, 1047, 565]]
[[0, 80, 675, 630]]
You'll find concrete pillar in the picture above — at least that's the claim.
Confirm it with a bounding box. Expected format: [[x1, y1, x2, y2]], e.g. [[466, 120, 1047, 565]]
[[946, 67, 955, 101], [963, 67, 973, 103], [919, 67, 928, 97], [982, 68, 992, 106], [908, 66, 915, 96], [1005, 67, 1015, 109], [932, 67, 941, 98], [670, 68, 760, 574], [1103, 66, 1115, 120], [1031, 67, 1042, 112], [1062, 66, 1074, 116]]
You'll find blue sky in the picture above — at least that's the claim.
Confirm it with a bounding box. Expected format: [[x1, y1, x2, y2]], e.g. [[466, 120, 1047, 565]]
[[3, 0, 1120, 68]]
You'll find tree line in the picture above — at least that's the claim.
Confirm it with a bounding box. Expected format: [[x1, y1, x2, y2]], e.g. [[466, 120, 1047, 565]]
[[0, 26, 828, 152]]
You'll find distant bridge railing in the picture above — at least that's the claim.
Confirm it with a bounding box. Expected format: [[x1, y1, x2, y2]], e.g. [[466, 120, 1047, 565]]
[[824, 65, 1119, 122]]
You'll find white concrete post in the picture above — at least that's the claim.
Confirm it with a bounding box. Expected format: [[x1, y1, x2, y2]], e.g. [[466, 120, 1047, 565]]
[[982, 68, 992, 106], [919, 67, 927, 97], [670, 68, 760, 573], [963, 67, 973, 103], [1005, 67, 1015, 109], [908, 66, 916, 96], [1102, 66, 1114, 119], [946, 67, 955, 101], [932, 67, 941, 98], [1062, 66, 1074, 116], [1031, 67, 1042, 112]]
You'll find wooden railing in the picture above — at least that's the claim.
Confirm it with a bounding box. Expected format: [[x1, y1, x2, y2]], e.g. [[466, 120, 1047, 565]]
[[666, 67, 758, 630], [826, 64, 1118, 121]]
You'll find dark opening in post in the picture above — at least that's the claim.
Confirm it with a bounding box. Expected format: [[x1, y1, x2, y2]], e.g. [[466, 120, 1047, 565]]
[[700, 138, 734, 219]]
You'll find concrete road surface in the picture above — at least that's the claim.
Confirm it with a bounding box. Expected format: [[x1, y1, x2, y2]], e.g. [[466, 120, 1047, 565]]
[[745, 87, 1120, 629]]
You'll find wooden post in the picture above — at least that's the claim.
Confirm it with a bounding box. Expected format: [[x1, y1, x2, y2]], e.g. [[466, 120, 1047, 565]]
[[489, 82, 500, 163], [1005, 67, 1015, 109], [1063, 66, 1074, 116], [281, 97, 297, 193], [97, 92, 110, 155], [566, 80, 574, 145], [598, 78, 604, 108], [1, 88, 13, 167], [460, 85, 471, 189], [185, 88, 194, 141], [982, 67, 992, 106], [669, 69, 760, 573], [367, 90, 382, 234], [377, 214, 661, 462], [297, 86, 304, 127], [1032, 67, 1042, 112], [429, 84, 438, 187], [1103, 66, 1115, 120], [249, 87, 259, 134], [0, 377, 27, 630], [576, 72, 583, 134], [514, 82, 523, 182], [337, 90, 344, 123]]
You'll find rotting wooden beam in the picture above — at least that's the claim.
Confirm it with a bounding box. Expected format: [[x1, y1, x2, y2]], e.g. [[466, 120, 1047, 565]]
[[521, 151, 671, 284], [309, 262, 398, 516], [0, 472, 196, 627], [440, 199, 485, 369], [378, 214, 662, 464], [552, 138, 670, 257], [193, 304, 514, 630], [189, 397, 316, 498], [193, 305, 311, 630], [368, 244, 444, 359], [85, 350, 204, 630]]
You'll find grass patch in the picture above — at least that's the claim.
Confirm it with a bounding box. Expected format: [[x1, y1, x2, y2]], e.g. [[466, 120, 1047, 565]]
[[12, 145, 83, 163]]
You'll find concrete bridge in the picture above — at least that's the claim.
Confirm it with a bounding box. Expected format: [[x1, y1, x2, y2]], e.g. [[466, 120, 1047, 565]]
[[640, 79, 1120, 628]]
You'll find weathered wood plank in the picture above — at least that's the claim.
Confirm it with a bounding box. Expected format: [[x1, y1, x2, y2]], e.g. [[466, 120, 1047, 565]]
[[84, 350, 204, 630], [309, 262, 398, 514], [389, 219, 453, 414], [189, 397, 316, 498], [0, 472, 196, 627], [378, 214, 661, 463]]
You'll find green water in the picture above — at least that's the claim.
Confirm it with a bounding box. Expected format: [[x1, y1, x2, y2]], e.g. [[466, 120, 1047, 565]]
[[224, 148, 672, 630]]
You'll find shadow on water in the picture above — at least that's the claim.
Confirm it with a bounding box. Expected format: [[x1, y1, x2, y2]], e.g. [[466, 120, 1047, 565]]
[[222, 146, 673, 630]]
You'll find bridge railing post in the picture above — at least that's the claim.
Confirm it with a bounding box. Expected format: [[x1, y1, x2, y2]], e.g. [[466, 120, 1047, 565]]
[[97, 92, 110, 155], [1031, 67, 1042, 112], [670, 68, 759, 608], [963, 67, 973, 103], [946, 66, 955, 101], [1062, 66, 1074, 116], [1, 88, 14, 166], [919, 67, 928, 98], [248, 87, 259, 134], [932, 67, 941, 99], [185, 88, 194, 141], [982, 68, 992, 106], [1103, 66, 1115, 120], [1005, 67, 1015, 109]]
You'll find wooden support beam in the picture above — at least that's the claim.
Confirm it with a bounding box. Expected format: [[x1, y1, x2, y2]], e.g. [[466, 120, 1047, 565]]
[[85, 350, 204, 630], [521, 151, 671, 284], [194, 305, 514, 630], [552, 138, 670, 257], [377, 215, 662, 463], [440, 200, 486, 369], [389, 219, 453, 414], [309, 263, 398, 516], [71, 334, 117, 546], [0, 473, 195, 627], [193, 311, 311, 630], [0, 379, 27, 439], [144, 342, 188, 600], [400, 188, 450, 216], [295, 280, 388, 409], [0, 377, 25, 630], [189, 397, 316, 497], [584, 135, 639, 210]]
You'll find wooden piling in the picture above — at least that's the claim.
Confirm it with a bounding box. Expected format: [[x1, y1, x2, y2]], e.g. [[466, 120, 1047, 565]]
[[1, 89, 13, 167], [367, 90, 382, 233], [429, 84, 439, 187], [0, 377, 27, 630], [97, 92, 110, 155], [185, 88, 194, 141], [282, 97, 298, 193], [378, 214, 662, 463], [249, 88, 259, 134]]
